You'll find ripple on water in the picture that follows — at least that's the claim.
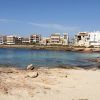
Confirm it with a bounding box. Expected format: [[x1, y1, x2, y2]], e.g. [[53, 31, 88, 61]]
[[0, 48, 100, 68]]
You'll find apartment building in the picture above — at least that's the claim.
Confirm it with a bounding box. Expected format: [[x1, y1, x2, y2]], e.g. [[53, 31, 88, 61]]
[[74, 32, 90, 47], [50, 33, 69, 45], [0, 36, 6, 44], [74, 31, 100, 47], [50, 33, 61, 45], [0, 36, 3, 44], [61, 33, 69, 45], [30, 34, 41, 44], [89, 31, 100, 47], [6, 35, 18, 45]]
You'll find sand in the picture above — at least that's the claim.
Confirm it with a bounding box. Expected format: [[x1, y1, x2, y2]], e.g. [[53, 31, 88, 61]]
[[0, 67, 100, 100]]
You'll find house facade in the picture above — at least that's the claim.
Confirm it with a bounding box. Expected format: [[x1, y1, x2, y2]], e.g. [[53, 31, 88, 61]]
[[39, 37, 47, 45], [30, 34, 41, 44], [0, 36, 6, 44], [74, 32, 90, 47], [74, 31, 100, 47], [61, 33, 69, 45], [50, 33, 61, 45], [0, 36, 4, 44], [88, 31, 100, 47], [6, 35, 18, 45], [50, 33, 69, 45]]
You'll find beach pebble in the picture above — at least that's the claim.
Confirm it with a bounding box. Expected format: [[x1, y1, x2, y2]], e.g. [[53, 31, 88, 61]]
[[26, 72, 38, 78], [27, 64, 34, 70]]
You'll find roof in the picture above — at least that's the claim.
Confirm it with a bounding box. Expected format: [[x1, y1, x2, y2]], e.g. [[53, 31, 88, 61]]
[[78, 32, 88, 36], [51, 33, 60, 36]]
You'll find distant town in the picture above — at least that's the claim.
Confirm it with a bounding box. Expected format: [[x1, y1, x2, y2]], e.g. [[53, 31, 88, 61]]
[[0, 31, 100, 47]]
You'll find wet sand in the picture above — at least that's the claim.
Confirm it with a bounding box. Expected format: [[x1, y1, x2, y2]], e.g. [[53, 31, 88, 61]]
[[0, 67, 100, 100]]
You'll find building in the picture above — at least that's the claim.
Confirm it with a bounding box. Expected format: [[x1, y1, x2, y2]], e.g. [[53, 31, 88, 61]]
[[74, 31, 100, 47], [6, 35, 18, 45], [0, 36, 3, 44], [74, 32, 90, 47], [50, 33, 69, 45], [22, 37, 30, 44], [0, 33, 69, 46], [61, 33, 69, 45], [0, 36, 6, 44], [50, 33, 61, 45], [39, 37, 47, 45], [89, 31, 100, 47], [16, 37, 23, 44], [30, 34, 41, 44]]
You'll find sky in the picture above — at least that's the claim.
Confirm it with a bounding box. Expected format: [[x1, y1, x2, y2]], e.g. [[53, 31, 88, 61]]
[[0, 0, 100, 37]]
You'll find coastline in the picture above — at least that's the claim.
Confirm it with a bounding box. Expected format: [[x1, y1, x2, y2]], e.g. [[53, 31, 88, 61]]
[[0, 44, 100, 52], [0, 66, 100, 100], [0, 45, 100, 100], [0, 45, 71, 51]]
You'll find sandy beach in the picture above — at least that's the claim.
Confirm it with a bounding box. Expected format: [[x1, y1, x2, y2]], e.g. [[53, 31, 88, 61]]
[[0, 67, 100, 100]]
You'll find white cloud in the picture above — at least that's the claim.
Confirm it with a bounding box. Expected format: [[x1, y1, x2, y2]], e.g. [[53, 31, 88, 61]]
[[0, 19, 19, 23], [0, 19, 80, 33], [29, 22, 79, 32]]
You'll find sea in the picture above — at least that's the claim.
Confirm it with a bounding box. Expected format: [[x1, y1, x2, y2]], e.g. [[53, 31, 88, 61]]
[[0, 48, 100, 68]]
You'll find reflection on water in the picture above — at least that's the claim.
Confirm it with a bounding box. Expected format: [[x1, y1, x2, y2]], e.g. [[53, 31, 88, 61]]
[[0, 48, 100, 68]]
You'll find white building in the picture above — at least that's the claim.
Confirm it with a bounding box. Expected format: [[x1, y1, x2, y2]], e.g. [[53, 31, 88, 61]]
[[74, 32, 90, 47], [50, 33, 61, 45], [61, 33, 69, 45], [6, 35, 18, 45], [74, 31, 100, 47], [50, 33, 69, 45], [89, 31, 100, 47]]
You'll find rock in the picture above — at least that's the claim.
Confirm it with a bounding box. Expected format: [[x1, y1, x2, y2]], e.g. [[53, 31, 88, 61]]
[[83, 48, 92, 53], [87, 58, 100, 63], [65, 75, 67, 78], [27, 72, 38, 78], [27, 64, 34, 70], [97, 59, 100, 63]]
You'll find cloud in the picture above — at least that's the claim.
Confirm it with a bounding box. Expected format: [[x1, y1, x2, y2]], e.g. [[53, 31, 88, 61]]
[[29, 22, 80, 32], [0, 19, 19, 23], [0, 19, 80, 33]]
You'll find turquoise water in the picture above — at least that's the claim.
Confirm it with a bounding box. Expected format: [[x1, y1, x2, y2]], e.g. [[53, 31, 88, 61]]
[[0, 48, 100, 68]]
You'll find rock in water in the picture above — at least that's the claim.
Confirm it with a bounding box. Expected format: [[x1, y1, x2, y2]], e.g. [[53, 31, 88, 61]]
[[27, 64, 34, 70], [27, 72, 38, 78]]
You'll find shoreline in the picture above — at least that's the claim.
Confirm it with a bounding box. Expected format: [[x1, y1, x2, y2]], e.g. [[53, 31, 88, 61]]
[[0, 66, 100, 100], [0, 63, 100, 70], [0, 45, 100, 52]]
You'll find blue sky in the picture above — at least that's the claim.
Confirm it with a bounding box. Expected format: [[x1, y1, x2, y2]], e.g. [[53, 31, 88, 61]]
[[0, 0, 100, 37]]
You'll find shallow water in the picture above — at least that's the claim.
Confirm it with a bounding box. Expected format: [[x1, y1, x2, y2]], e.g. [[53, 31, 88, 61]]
[[0, 48, 100, 68]]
